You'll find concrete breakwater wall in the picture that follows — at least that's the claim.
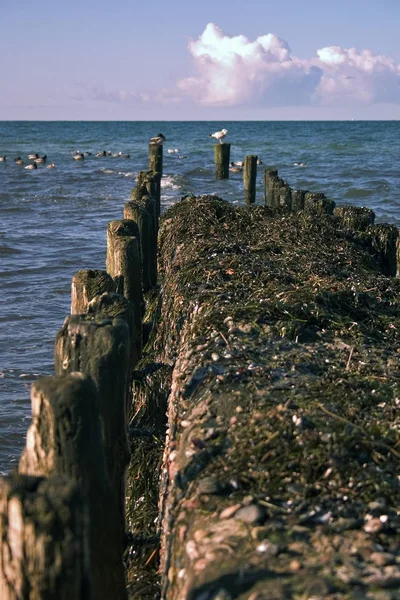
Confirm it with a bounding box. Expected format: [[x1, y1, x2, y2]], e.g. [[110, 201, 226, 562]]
[[1, 140, 400, 600]]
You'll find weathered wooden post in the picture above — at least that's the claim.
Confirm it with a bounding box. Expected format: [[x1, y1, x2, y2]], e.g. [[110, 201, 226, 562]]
[[106, 219, 143, 359], [264, 168, 279, 208], [87, 291, 139, 371], [214, 143, 230, 179], [291, 189, 307, 211], [334, 205, 375, 231], [131, 172, 159, 235], [243, 155, 257, 205], [71, 269, 115, 314], [0, 474, 92, 600], [18, 373, 127, 600], [54, 315, 131, 536], [367, 223, 399, 276], [149, 144, 163, 217], [124, 200, 157, 291], [304, 192, 336, 215]]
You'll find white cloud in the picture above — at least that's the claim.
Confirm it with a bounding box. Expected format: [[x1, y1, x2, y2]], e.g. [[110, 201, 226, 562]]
[[179, 23, 400, 107], [314, 46, 400, 104]]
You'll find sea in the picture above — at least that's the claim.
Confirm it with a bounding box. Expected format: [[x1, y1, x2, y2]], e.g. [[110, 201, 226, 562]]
[[1, 120, 400, 472]]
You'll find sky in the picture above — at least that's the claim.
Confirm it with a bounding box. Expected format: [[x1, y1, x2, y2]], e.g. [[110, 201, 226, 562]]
[[1, 0, 400, 120]]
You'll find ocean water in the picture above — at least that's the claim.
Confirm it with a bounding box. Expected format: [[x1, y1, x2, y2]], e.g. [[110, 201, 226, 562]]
[[1, 120, 400, 472]]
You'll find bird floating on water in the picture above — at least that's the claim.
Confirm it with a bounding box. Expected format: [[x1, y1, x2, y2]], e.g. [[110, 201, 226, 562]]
[[0, 156, 7, 162], [150, 133, 166, 145], [293, 162, 306, 167], [73, 153, 84, 160], [231, 160, 243, 167], [34, 155, 47, 164], [210, 128, 228, 143], [15, 157, 24, 165], [47, 163, 56, 168], [167, 148, 179, 154], [28, 153, 39, 160], [25, 163, 37, 170]]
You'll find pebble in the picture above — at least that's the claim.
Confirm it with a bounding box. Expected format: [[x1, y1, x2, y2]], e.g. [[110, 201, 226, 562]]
[[234, 504, 265, 524], [289, 559, 302, 572], [370, 552, 396, 567], [197, 476, 224, 496], [256, 540, 279, 555], [211, 352, 221, 361], [364, 517, 384, 533], [185, 540, 199, 560], [220, 504, 241, 519]]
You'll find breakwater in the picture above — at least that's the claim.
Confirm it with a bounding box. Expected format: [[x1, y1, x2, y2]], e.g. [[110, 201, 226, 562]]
[[1, 140, 400, 599]]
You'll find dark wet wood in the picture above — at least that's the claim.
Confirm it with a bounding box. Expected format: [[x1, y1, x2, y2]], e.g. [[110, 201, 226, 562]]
[[18, 374, 127, 600], [87, 291, 139, 372], [71, 269, 115, 314], [106, 219, 143, 359], [124, 200, 157, 291], [54, 315, 131, 538], [243, 155, 257, 205], [0, 473, 93, 600], [214, 143, 230, 179], [149, 145, 163, 217]]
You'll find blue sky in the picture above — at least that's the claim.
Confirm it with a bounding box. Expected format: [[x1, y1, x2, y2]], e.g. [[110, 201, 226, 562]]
[[1, 0, 400, 120]]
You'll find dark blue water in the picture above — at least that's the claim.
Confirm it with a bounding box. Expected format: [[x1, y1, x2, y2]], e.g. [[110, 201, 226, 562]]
[[1, 121, 400, 471]]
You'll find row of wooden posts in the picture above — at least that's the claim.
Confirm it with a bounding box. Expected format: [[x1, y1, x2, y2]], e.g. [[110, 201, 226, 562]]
[[1, 141, 399, 600], [0, 142, 163, 600]]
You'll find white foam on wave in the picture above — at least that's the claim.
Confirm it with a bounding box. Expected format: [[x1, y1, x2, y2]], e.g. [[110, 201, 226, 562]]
[[161, 175, 181, 190]]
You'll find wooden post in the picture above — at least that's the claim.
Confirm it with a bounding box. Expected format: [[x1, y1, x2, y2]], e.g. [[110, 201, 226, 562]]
[[131, 172, 159, 234], [18, 373, 127, 600], [106, 219, 143, 359], [264, 169, 279, 208], [124, 200, 157, 291], [54, 315, 131, 538], [291, 190, 306, 211], [334, 205, 375, 231], [149, 144, 163, 217], [71, 269, 115, 314], [367, 223, 399, 276], [277, 181, 292, 209], [87, 291, 138, 370], [0, 473, 93, 600], [214, 143, 230, 179], [304, 192, 336, 215], [243, 155, 257, 205]]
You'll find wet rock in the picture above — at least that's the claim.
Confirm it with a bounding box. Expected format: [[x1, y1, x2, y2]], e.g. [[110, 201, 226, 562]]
[[234, 504, 265, 524]]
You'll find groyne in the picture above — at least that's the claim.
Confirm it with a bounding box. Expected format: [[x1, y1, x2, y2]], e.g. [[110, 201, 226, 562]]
[[1, 143, 400, 600]]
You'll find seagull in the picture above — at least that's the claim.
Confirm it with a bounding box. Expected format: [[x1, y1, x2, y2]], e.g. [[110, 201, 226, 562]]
[[150, 133, 166, 145], [209, 128, 228, 143]]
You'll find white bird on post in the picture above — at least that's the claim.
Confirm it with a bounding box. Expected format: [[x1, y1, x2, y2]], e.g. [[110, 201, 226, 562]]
[[209, 128, 228, 143]]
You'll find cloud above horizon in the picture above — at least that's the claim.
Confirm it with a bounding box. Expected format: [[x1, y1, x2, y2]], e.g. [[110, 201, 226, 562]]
[[178, 23, 400, 107]]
